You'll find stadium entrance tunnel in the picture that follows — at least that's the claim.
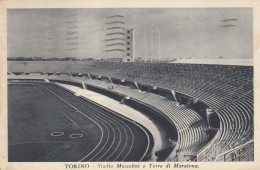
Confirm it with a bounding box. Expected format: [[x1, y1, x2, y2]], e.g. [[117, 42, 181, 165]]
[[110, 78, 122, 85]]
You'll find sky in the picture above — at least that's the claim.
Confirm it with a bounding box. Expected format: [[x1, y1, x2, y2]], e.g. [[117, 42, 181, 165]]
[[7, 8, 253, 59]]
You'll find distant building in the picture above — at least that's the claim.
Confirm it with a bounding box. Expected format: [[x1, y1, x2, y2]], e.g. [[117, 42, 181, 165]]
[[135, 57, 144, 62], [108, 58, 123, 62], [124, 29, 135, 62]]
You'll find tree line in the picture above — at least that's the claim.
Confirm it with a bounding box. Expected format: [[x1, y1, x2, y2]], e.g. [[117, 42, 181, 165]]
[[7, 57, 95, 61]]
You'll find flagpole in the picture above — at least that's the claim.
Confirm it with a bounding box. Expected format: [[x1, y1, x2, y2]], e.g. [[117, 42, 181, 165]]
[[158, 30, 160, 59]]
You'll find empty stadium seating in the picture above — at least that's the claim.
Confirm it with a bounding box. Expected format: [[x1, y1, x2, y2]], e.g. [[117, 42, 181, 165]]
[[54, 78, 211, 161], [72, 62, 253, 162], [7, 61, 254, 161]]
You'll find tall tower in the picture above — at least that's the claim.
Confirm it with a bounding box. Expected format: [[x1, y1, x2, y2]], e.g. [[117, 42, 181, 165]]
[[124, 29, 135, 62]]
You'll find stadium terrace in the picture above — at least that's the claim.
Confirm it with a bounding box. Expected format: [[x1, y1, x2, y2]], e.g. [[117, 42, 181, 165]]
[[7, 61, 253, 162]]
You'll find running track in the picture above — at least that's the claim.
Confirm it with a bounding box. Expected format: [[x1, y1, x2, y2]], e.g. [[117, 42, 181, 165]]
[[9, 83, 152, 162]]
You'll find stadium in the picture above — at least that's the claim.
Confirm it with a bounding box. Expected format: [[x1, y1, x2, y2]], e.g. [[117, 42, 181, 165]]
[[7, 8, 253, 162]]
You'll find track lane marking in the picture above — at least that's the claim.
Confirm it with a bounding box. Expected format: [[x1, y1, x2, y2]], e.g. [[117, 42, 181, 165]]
[[131, 122, 150, 161], [38, 87, 89, 135], [47, 85, 114, 162], [104, 121, 123, 161], [74, 97, 125, 161], [46, 84, 113, 162], [35, 142, 72, 161], [43, 85, 105, 162], [70, 93, 150, 161], [95, 118, 116, 161], [12, 82, 151, 162], [59, 95, 113, 162], [79, 96, 150, 161], [76, 97, 131, 161]]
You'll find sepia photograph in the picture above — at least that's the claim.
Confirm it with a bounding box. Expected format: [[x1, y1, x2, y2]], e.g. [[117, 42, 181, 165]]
[[1, 1, 260, 169], [6, 8, 254, 162]]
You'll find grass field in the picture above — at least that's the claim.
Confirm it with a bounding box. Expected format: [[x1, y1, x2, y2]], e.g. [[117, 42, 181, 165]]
[[8, 83, 152, 162]]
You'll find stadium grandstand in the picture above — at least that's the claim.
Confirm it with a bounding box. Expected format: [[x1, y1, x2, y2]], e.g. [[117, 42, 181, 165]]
[[7, 59, 254, 162]]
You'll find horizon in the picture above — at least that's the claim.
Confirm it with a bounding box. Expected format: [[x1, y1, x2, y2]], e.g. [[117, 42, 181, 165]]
[[7, 8, 253, 59]]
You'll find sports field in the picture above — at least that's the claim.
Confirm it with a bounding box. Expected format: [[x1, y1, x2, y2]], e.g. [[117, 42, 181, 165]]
[[8, 83, 152, 162]]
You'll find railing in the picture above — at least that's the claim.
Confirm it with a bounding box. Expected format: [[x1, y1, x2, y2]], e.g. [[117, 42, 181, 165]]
[[196, 129, 221, 161], [215, 140, 253, 162]]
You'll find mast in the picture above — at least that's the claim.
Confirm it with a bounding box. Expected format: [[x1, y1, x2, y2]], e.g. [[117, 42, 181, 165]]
[[144, 32, 147, 58], [158, 30, 161, 59], [151, 23, 153, 58]]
